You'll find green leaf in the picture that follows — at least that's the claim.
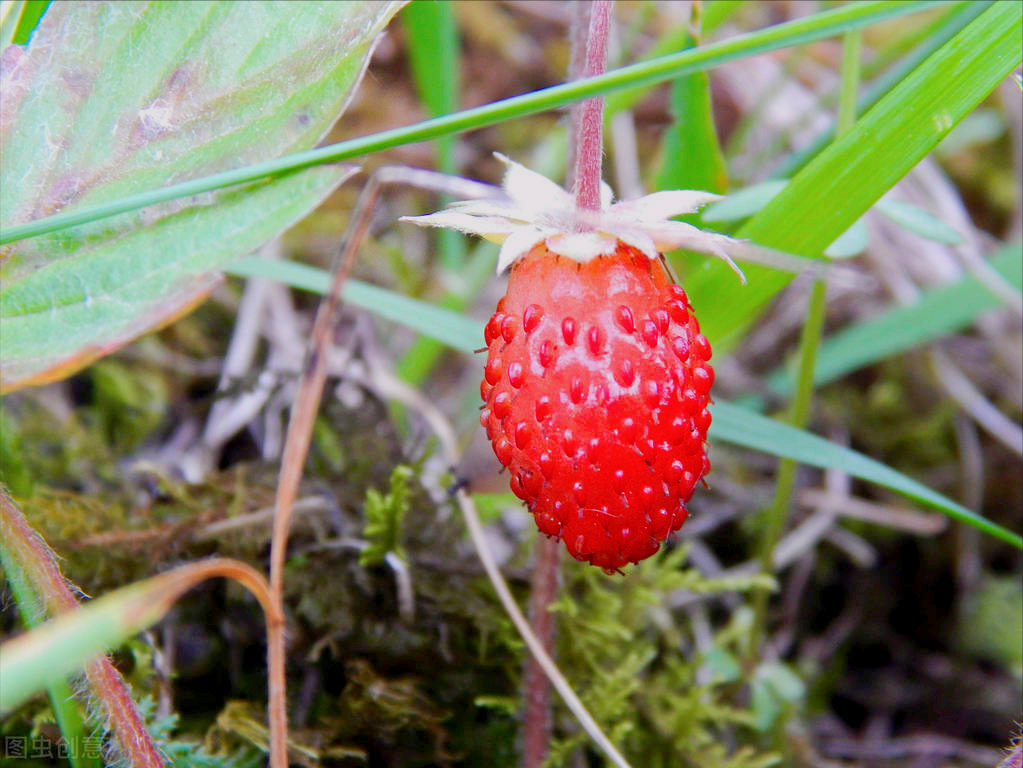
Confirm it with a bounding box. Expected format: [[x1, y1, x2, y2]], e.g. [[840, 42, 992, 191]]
[[701, 180, 789, 222], [2, 170, 358, 393], [709, 400, 1022, 549], [749, 679, 780, 733], [823, 218, 868, 259], [701, 646, 742, 684], [227, 256, 484, 354], [0, 1, 403, 392], [750, 662, 805, 732], [683, 1, 1023, 348], [755, 662, 805, 702], [875, 197, 964, 245]]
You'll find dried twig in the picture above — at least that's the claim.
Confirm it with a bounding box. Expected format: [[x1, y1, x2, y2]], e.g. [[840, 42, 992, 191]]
[[931, 348, 1023, 457], [265, 166, 372, 767], [797, 489, 948, 535], [820, 733, 1003, 765]]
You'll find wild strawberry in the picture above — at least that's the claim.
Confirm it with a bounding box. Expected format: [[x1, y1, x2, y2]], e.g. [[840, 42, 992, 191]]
[[478, 241, 714, 570], [402, 154, 742, 571]]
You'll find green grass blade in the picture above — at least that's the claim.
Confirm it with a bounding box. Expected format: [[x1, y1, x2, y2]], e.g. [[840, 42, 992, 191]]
[[0, 1, 22, 44], [397, 0, 468, 384], [402, 0, 464, 271], [0, 0, 944, 246], [654, 15, 729, 195], [772, 0, 992, 179], [0, 578, 172, 713], [702, 180, 789, 222], [683, 0, 1023, 347], [227, 257, 483, 354], [10, 0, 48, 44], [2, 575, 98, 768], [0, 511, 101, 765], [875, 197, 964, 245], [768, 243, 1023, 394], [710, 401, 1022, 549], [704, 182, 962, 250], [48, 677, 99, 768], [403, 1, 459, 120]]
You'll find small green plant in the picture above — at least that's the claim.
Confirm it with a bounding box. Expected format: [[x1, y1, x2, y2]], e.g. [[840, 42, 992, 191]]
[[360, 464, 413, 568]]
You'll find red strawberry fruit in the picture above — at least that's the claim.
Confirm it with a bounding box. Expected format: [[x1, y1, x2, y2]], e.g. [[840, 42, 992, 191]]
[[479, 241, 713, 572], [402, 153, 737, 571]]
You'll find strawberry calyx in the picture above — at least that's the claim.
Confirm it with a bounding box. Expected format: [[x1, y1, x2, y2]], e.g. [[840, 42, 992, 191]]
[[401, 153, 745, 280]]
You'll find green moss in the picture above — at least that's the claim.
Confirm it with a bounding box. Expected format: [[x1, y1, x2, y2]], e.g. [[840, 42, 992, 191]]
[[87, 360, 169, 454], [959, 574, 1023, 677], [544, 546, 779, 767], [360, 464, 413, 567]]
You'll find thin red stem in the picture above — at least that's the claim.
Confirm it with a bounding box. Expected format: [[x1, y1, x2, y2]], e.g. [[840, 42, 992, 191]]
[[265, 173, 380, 767], [572, 0, 613, 215], [520, 537, 562, 768], [566, 2, 592, 193], [0, 490, 166, 768]]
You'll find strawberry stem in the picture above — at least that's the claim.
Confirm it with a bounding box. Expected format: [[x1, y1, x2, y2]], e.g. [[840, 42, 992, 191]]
[[521, 536, 562, 768], [571, 0, 612, 216]]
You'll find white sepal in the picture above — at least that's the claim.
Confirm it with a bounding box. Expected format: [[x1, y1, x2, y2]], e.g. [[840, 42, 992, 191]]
[[402, 152, 743, 276], [545, 231, 619, 262], [496, 226, 552, 273], [609, 189, 722, 221]]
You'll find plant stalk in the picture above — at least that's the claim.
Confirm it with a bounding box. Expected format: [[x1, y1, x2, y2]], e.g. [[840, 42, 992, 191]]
[[521, 536, 562, 768], [572, 0, 613, 213], [0, 489, 165, 768], [265, 174, 385, 767]]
